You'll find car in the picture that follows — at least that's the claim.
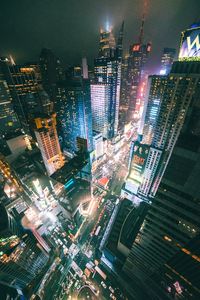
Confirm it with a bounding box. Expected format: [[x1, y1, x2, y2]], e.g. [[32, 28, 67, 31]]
[[101, 281, 107, 289], [109, 286, 114, 293]]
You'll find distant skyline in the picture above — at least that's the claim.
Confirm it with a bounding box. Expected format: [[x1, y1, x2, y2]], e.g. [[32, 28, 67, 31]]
[[0, 0, 199, 72]]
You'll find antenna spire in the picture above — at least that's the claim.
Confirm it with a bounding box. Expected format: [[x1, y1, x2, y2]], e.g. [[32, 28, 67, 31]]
[[138, 13, 145, 45]]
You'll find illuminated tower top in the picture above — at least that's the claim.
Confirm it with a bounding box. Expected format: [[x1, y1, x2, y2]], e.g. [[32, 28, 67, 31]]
[[98, 27, 116, 58], [116, 21, 125, 60]]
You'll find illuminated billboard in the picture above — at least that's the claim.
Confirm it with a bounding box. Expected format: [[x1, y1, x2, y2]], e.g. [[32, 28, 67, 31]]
[[125, 142, 149, 194], [179, 25, 200, 61]]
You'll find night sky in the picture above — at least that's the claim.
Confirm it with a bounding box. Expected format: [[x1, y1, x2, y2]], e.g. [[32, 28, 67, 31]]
[[1, 0, 199, 72]]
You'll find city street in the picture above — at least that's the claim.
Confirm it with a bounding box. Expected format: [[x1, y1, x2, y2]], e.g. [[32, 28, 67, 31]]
[[33, 137, 132, 300]]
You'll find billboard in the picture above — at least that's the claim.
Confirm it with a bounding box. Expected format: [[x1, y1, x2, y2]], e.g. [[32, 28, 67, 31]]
[[179, 25, 200, 61], [126, 141, 149, 194]]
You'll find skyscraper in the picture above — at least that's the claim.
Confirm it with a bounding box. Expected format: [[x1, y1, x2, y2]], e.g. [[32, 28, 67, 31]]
[[56, 78, 93, 153], [98, 28, 116, 58], [160, 47, 176, 75], [0, 58, 53, 133], [0, 80, 20, 135], [92, 23, 123, 139], [122, 24, 200, 299], [126, 15, 151, 123], [119, 53, 129, 131], [142, 75, 167, 145], [123, 64, 200, 300], [39, 48, 64, 102], [91, 83, 111, 138], [34, 113, 64, 175]]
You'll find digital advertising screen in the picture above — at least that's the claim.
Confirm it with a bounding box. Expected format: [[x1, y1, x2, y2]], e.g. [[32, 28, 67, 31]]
[[179, 25, 200, 61]]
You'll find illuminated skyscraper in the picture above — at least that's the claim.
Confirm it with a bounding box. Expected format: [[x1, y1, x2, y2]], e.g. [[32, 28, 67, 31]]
[[91, 84, 111, 138], [126, 42, 151, 123], [98, 28, 116, 58], [160, 47, 176, 75], [34, 113, 64, 175], [120, 24, 200, 298], [0, 58, 53, 133], [123, 64, 200, 300], [56, 78, 93, 153], [142, 75, 167, 145], [125, 14, 151, 123], [93, 23, 123, 138], [119, 53, 129, 131]]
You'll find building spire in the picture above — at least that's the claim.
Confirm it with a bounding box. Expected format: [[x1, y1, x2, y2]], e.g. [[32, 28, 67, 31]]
[[138, 13, 145, 45], [117, 21, 125, 60]]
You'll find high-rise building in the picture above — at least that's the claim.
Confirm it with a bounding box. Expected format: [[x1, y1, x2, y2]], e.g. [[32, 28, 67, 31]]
[[0, 58, 53, 133], [144, 62, 200, 198], [0, 80, 20, 135], [0, 154, 23, 193], [91, 83, 111, 138], [92, 23, 123, 139], [119, 53, 129, 131], [160, 47, 176, 75], [121, 23, 200, 299], [39, 48, 64, 102], [126, 15, 151, 123], [98, 28, 116, 58], [34, 113, 64, 175], [142, 75, 167, 145], [0, 203, 49, 290], [56, 78, 93, 153], [123, 65, 200, 300], [82, 57, 89, 79], [126, 42, 151, 123]]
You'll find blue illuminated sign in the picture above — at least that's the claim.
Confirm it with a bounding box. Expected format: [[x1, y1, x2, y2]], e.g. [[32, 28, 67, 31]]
[[179, 26, 200, 61]]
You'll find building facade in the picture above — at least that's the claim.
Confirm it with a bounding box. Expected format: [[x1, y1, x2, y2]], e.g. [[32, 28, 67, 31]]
[[34, 113, 64, 175], [160, 47, 176, 75], [0, 204, 49, 290], [123, 63, 200, 298], [92, 24, 123, 139], [57, 78, 93, 153], [0, 58, 52, 133]]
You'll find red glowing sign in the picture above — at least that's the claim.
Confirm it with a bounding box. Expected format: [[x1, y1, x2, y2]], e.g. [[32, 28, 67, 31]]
[[132, 44, 140, 51]]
